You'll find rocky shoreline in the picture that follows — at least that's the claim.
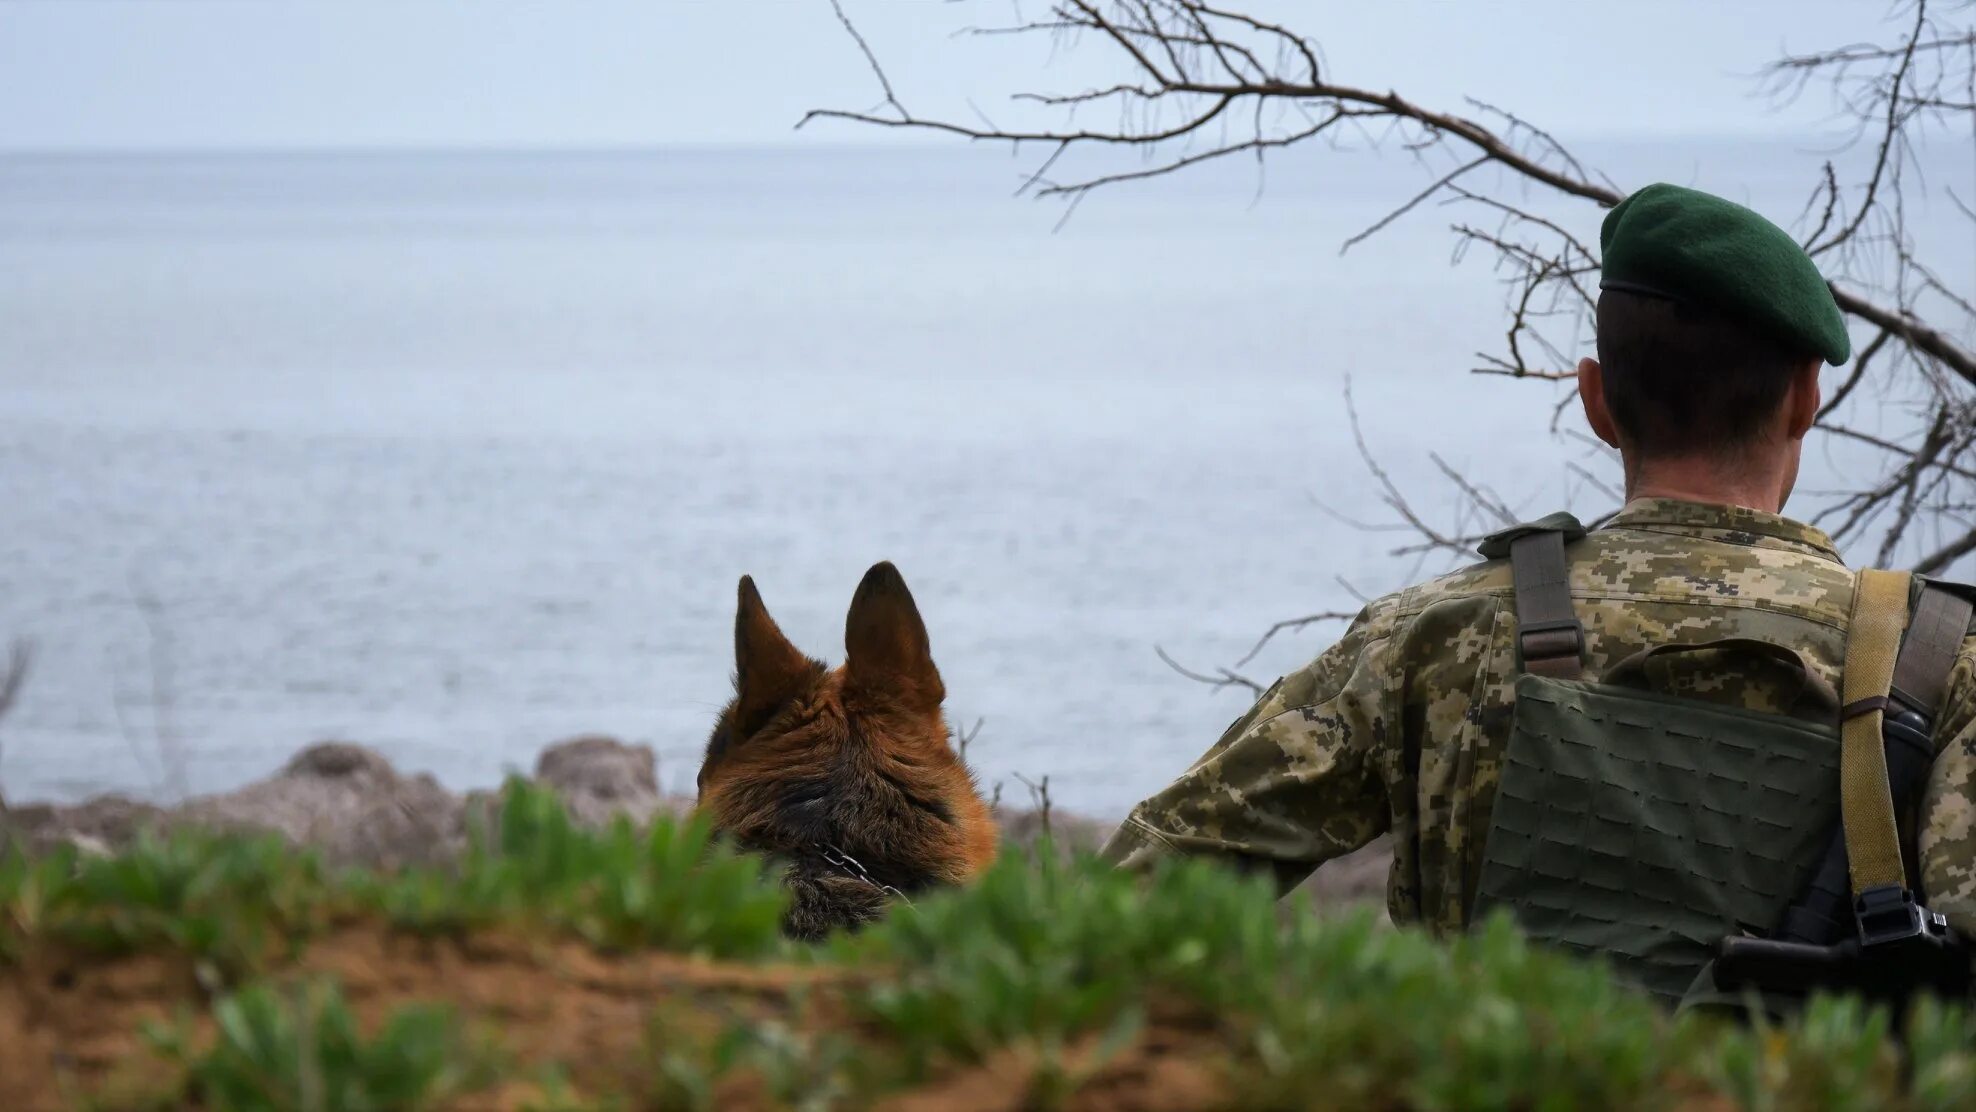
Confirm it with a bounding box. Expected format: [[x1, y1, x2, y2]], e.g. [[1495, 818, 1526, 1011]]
[[0, 736, 1391, 909]]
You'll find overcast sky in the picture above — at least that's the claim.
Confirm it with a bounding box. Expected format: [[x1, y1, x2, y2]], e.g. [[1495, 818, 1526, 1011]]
[[0, 1, 1891, 151]]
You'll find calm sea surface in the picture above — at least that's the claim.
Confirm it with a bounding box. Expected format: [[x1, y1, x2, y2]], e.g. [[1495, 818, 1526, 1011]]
[[0, 141, 1962, 813]]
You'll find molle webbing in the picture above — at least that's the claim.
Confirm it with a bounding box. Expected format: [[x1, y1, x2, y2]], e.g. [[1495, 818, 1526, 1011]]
[[1477, 675, 1841, 1003], [1481, 533, 1974, 1005], [1509, 530, 1585, 678]]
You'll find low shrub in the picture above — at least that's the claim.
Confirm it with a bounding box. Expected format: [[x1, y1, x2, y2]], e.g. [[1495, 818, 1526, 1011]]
[[138, 980, 499, 1111], [360, 779, 786, 959], [0, 827, 327, 975], [8, 793, 1976, 1109], [2, 780, 788, 973]]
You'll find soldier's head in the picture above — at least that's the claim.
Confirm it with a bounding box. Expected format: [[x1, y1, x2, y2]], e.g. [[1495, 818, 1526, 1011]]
[[1582, 290, 1823, 464], [1575, 184, 1848, 510]]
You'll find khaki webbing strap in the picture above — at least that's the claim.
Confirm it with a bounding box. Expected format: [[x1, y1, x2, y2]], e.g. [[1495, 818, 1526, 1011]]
[[1891, 585, 1974, 720], [1840, 569, 1913, 896], [1509, 530, 1585, 678]]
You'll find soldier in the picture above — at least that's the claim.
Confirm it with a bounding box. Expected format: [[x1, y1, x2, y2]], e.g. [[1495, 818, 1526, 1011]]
[[1101, 183, 1976, 1004]]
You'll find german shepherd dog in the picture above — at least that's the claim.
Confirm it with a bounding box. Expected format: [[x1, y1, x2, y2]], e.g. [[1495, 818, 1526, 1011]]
[[696, 563, 999, 939]]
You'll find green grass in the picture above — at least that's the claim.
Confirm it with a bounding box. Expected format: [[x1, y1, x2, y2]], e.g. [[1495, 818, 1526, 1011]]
[[0, 827, 328, 975], [357, 780, 787, 956], [1, 779, 788, 976], [828, 846, 1976, 1109], [135, 981, 500, 1112], [9, 788, 1976, 1109]]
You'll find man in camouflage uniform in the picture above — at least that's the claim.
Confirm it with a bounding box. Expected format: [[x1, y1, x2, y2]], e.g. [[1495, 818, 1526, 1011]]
[[1102, 183, 1976, 950]]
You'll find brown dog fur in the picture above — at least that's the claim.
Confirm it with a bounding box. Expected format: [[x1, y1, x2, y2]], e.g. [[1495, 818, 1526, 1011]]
[[696, 562, 998, 939]]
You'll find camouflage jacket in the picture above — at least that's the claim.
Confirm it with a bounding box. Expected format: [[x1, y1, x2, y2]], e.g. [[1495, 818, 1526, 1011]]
[[1102, 498, 1976, 936]]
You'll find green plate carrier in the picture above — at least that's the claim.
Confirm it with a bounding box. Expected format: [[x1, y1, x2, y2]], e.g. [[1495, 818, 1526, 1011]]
[[1471, 519, 1971, 1008]]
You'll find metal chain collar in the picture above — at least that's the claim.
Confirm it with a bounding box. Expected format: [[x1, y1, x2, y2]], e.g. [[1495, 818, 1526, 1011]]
[[819, 844, 913, 906]]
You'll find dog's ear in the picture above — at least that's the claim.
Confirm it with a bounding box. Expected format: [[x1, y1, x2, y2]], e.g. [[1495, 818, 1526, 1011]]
[[844, 562, 945, 713], [733, 575, 816, 738]]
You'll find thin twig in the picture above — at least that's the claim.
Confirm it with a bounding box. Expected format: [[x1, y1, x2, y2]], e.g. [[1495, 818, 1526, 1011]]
[[1915, 522, 1976, 574], [1012, 772, 1054, 839], [1341, 156, 1488, 254], [1154, 645, 1264, 697], [952, 716, 985, 764], [826, 0, 904, 117], [1233, 612, 1357, 667], [0, 640, 30, 824], [809, 0, 1976, 388]]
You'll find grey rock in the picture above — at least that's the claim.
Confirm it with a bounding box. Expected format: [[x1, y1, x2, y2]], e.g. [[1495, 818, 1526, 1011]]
[[283, 741, 395, 780], [533, 735, 665, 827], [2, 737, 1395, 921], [185, 741, 466, 868], [5, 794, 166, 855]]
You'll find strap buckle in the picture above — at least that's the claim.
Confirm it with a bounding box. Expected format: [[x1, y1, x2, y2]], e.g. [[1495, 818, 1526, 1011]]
[[1855, 884, 1929, 949], [1507, 528, 1585, 677], [1518, 617, 1585, 672]]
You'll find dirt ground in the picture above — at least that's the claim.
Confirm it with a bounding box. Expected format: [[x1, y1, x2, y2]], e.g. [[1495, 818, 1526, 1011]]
[[1, 926, 804, 1109], [0, 922, 1253, 1111], [0, 738, 1395, 1109]]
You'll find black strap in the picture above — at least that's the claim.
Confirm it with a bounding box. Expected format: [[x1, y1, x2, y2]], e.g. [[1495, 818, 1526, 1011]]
[[1508, 539, 1970, 695], [1890, 583, 1973, 723], [1510, 529, 1585, 678]]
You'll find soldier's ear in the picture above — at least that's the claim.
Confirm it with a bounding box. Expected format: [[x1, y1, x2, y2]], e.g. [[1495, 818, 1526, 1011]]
[[844, 562, 945, 714], [733, 576, 818, 738], [1783, 357, 1822, 442], [1577, 357, 1622, 449]]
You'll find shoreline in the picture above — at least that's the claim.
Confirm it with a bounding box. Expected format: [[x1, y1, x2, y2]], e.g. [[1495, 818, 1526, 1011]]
[[1, 735, 1393, 909]]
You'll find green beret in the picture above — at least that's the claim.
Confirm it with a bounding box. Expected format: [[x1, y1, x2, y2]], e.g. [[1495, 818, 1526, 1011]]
[[1600, 183, 1850, 365]]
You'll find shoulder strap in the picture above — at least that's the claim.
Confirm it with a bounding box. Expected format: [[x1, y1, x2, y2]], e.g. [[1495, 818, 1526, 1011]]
[[1839, 569, 1911, 896], [1509, 529, 1586, 679], [1838, 575, 1974, 900], [1891, 582, 1974, 722]]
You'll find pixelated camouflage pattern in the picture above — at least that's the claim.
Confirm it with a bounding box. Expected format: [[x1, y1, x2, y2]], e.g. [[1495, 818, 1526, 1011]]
[[1102, 498, 1976, 938]]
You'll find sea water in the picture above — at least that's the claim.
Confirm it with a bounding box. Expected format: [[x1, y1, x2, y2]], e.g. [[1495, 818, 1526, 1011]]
[[0, 141, 1962, 813]]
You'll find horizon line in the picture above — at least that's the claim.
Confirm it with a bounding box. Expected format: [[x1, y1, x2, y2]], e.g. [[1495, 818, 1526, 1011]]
[[0, 129, 1871, 161]]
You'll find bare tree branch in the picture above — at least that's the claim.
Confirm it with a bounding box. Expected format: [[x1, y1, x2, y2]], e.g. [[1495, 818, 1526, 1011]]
[[0, 642, 28, 727], [1819, 422, 1976, 483], [1233, 611, 1357, 668], [1341, 156, 1488, 254], [0, 640, 31, 827], [808, 0, 1976, 680], [1154, 644, 1264, 696], [826, 0, 904, 117], [1916, 523, 1976, 574], [951, 716, 986, 764], [1817, 327, 1893, 421], [1806, 0, 1931, 257], [808, 1, 1976, 389]]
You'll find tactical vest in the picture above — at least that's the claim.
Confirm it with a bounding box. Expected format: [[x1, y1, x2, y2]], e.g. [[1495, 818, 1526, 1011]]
[[1470, 515, 1973, 1008]]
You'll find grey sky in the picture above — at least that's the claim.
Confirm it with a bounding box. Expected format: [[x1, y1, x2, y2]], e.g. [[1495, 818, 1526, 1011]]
[[0, 1, 1887, 151]]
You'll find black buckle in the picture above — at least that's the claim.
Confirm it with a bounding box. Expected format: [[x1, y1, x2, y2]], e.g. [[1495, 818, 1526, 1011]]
[[1716, 886, 1969, 1001], [1856, 885, 1926, 948], [1519, 618, 1585, 663], [1519, 617, 1584, 638]]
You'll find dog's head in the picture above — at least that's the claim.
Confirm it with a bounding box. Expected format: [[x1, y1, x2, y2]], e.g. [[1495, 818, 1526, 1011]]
[[696, 562, 997, 889]]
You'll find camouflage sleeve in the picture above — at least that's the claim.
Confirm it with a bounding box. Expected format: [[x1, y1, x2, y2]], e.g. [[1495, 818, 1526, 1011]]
[[1100, 598, 1403, 896], [1920, 631, 1976, 936]]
